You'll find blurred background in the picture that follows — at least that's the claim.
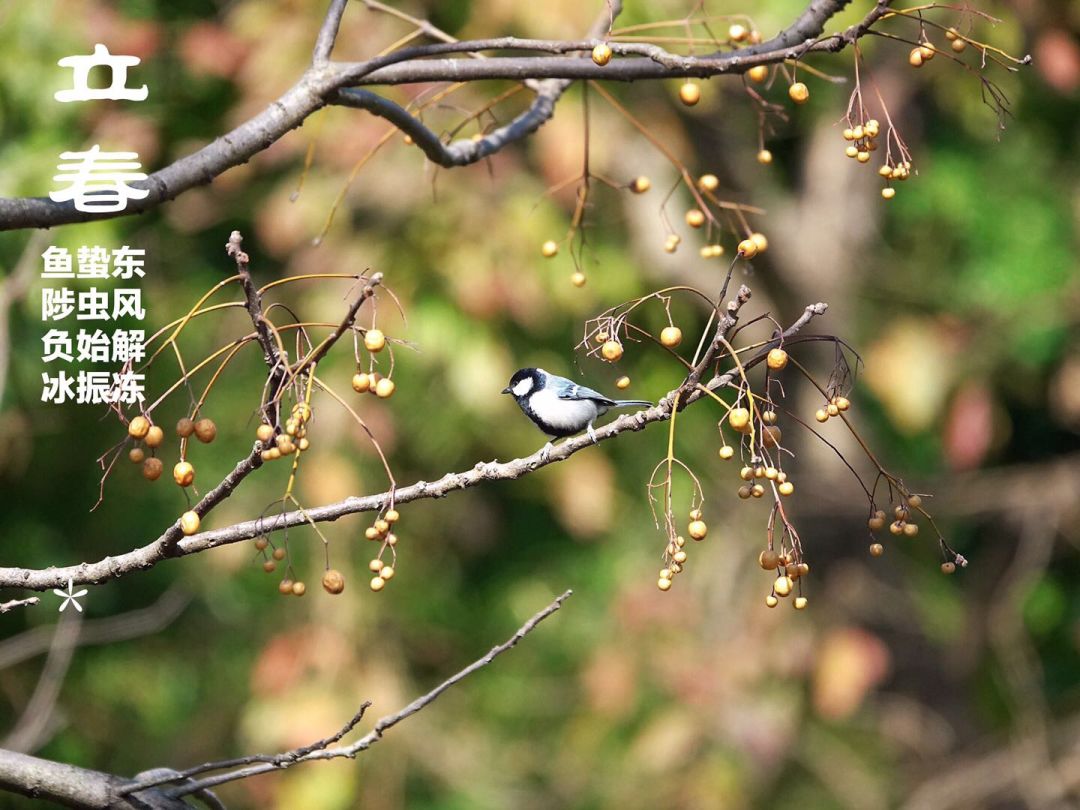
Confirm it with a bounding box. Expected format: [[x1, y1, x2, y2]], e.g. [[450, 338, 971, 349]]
[[0, 0, 1077, 807]]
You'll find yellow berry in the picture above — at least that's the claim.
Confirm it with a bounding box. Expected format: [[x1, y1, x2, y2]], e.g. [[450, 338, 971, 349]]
[[322, 569, 345, 594], [794, 596, 808, 610], [945, 27, 959, 41], [256, 423, 275, 442], [379, 565, 395, 580], [757, 149, 773, 165], [845, 145, 859, 159], [951, 38, 966, 53], [751, 484, 765, 498], [630, 176, 651, 194], [688, 520, 708, 540], [601, 340, 624, 362], [385, 509, 400, 523], [180, 510, 200, 535], [737, 238, 758, 258], [815, 409, 828, 423], [679, 82, 701, 106], [370, 576, 386, 591], [591, 43, 613, 66], [718, 445, 734, 460], [728, 407, 751, 432], [364, 329, 386, 352], [698, 174, 719, 192], [291, 581, 306, 597], [759, 550, 780, 570], [767, 348, 788, 370], [728, 23, 748, 42], [127, 415, 150, 439], [870, 543, 884, 557], [909, 48, 924, 67], [835, 396, 851, 411], [369, 559, 384, 572], [352, 373, 371, 393], [657, 577, 672, 591], [616, 376, 631, 390], [919, 44, 936, 60], [881, 187, 896, 200], [375, 378, 396, 398], [778, 481, 794, 496], [570, 272, 586, 288], [144, 426, 164, 448], [128, 447, 145, 464], [788, 82, 809, 104], [827, 403, 839, 416], [749, 232, 768, 253], [747, 65, 768, 83], [685, 209, 706, 228], [541, 240, 559, 258], [766, 594, 778, 608], [660, 326, 683, 348], [941, 562, 956, 574], [903, 522, 919, 537], [173, 461, 195, 487], [774, 575, 793, 597]]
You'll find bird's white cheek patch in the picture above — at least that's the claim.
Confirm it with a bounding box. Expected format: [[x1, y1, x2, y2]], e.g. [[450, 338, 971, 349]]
[[512, 378, 533, 397]]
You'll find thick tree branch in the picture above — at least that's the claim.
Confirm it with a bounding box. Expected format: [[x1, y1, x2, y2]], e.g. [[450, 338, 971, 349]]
[[0, 591, 571, 807], [0, 749, 189, 809], [0, 0, 889, 231], [0, 291, 829, 592]]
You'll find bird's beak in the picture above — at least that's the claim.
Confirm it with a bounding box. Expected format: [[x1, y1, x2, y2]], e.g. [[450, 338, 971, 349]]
[[501, 386, 511, 394]]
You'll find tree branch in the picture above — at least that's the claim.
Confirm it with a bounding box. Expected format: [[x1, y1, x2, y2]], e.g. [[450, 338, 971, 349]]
[[0, 289, 831, 593], [162, 590, 573, 797], [0, 0, 889, 232]]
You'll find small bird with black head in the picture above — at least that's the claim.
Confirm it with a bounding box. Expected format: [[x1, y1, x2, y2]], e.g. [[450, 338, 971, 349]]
[[502, 368, 651, 460]]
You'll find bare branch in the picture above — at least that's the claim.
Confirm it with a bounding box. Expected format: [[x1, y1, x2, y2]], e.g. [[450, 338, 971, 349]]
[[0, 0, 894, 232], [162, 590, 573, 797], [313, 0, 350, 64], [0, 289, 830, 592], [0, 597, 40, 614]]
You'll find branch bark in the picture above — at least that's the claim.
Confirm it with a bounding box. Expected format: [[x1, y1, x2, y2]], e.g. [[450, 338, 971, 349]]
[[0, 0, 888, 231], [0, 292, 829, 592]]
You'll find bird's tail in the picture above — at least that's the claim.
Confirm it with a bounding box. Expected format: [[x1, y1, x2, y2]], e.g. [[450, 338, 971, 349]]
[[612, 399, 651, 408]]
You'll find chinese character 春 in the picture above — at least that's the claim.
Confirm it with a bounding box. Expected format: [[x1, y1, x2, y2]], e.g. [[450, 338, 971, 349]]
[[54, 44, 148, 103], [49, 145, 149, 213]]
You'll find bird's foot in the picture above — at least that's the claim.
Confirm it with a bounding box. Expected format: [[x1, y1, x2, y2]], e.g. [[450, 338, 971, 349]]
[[587, 424, 598, 445], [539, 441, 553, 463]]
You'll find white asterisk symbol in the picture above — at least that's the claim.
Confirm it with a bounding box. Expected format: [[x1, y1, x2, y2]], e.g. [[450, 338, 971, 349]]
[[53, 578, 88, 613]]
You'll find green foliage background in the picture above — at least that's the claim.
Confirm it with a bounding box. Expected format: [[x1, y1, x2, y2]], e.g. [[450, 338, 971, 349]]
[[0, 1, 1077, 807]]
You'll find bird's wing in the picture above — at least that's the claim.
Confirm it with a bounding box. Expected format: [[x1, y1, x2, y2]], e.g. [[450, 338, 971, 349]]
[[556, 381, 615, 406]]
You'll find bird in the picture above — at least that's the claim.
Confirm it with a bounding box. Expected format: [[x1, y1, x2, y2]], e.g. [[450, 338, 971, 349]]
[[502, 368, 651, 459]]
